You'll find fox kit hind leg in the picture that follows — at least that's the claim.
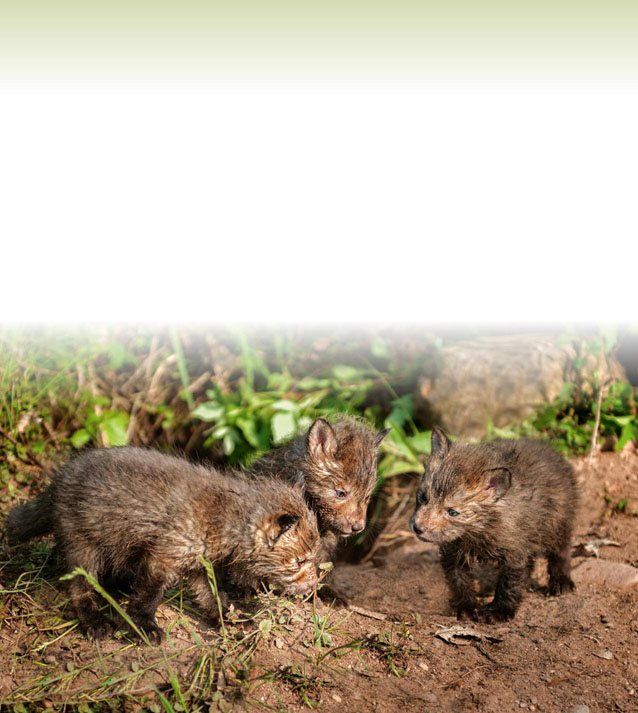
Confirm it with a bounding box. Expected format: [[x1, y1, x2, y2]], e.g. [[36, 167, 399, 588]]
[[64, 545, 114, 640], [126, 559, 175, 643], [547, 527, 575, 596]]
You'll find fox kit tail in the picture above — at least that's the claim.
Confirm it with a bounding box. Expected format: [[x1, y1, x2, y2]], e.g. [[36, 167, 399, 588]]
[[5, 487, 55, 545]]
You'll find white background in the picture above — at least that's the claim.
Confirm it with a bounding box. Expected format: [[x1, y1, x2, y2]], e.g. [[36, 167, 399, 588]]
[[1, 77, 636, 325]]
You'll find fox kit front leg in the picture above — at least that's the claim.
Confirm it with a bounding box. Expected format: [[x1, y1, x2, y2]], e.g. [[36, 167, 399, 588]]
[[188, 570, 230, 623], [440, 542, 479, 620]]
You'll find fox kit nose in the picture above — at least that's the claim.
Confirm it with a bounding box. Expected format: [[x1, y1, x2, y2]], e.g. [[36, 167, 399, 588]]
[[410, 515, 423, 537], [351, 520, 365, 534]]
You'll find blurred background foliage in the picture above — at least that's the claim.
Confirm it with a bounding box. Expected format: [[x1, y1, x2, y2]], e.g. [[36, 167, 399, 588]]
[[1, 326, 636, 545]]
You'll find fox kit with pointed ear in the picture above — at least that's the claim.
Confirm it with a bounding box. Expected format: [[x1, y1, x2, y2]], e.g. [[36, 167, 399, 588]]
[[410, 429, 578, 622], [6, 448, 320, 642], [250, 417, 389, 558]]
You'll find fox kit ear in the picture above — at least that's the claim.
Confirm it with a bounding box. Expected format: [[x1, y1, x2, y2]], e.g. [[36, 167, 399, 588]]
[[374, 428, 391, 447], [484, 467, 511, 500], [262, 513, 300, 548], [307, 418, 338, 461], [430, 427, 451, 460]]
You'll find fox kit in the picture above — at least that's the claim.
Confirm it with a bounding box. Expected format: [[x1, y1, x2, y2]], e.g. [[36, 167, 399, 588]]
[[410, 429, 577, 622], [250, 417, 389, 559], [6, 448, 320, 642]]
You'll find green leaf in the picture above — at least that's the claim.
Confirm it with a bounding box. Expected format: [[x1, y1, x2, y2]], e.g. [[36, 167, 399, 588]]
[[332, 365, 360, 382], [616, 422, 637, 452], [70, 429, 91, 449], [607, 415, 633, 427], [99, 412, 129, 447], [105, 342, 128, 370], [408, 431, 431, 454], [211, 425, 230, 439], [223, 433, 236, 455], [387, 395, 414, 430], [271, 399, 299, 413], [297, 376, 330, 390], [271, 412, 296, 444], [236, 416, 261, 448], [370, 337, 389, 359], [259, 618, 273, 637], [192, 402, 225, 422]]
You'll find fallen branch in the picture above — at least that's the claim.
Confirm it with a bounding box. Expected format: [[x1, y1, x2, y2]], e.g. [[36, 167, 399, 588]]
[[347, 605, 387, 621]]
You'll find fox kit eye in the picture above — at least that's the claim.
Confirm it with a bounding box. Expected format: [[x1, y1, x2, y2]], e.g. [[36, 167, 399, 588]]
[[416, 490, 428, 506], [296, 557, 307, 569], [447, 508, 460, 517], [276, 514, 299, 534], [334, 489, 347, 499]]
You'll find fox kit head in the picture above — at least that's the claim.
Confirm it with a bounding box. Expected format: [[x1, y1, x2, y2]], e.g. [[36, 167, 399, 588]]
[[410, 428, 512, 545], [303, 418, 389, 538], [237, 484, 321, 595]]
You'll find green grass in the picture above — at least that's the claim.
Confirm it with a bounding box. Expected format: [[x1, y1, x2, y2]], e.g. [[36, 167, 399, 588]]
[[1, 326, 637, 709], [0, 539, 357, 709]]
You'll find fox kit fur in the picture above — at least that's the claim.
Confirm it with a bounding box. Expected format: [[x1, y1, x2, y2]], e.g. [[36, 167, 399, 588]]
[[410, 429, 577, 622], [6, 447, 320, 642], [250, 417, 389, 559]]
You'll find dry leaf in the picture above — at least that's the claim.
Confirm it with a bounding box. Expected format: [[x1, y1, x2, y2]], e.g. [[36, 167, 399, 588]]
[[435, 625, 504, 646]]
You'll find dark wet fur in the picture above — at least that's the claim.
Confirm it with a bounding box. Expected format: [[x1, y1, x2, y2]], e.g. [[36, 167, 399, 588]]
[[411, 432, 578, 622], [249, 416, 386, 560], [5, 487, 55, 545], [5, 448, 320, 642]]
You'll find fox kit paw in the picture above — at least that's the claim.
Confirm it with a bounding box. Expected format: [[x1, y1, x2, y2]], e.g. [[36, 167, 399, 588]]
[[548, 575, 575, 596], [81, 616, 116, 641], [318, 584, 350, 607], [454, 601, 480, 622], [479, 602, 517, 623], [132, 617, 164, 644]]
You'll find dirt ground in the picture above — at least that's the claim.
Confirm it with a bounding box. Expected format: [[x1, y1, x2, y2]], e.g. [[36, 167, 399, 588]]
[[1, 452, 637, 712]]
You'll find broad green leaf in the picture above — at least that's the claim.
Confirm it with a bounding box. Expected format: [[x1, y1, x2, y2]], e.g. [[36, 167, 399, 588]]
[[271, 399, 299, 413], [192, 402, 225, 422], [100, 412, 129, 447], [223, 433, 236, 455], [70, 429, 91, 449], [271, 412, 296, 444], [332, 365, 360, 382], [616, 422, 637, 452], [211, 425, 230, 439], [408, 431, 432, 454], [236, 416, 261, 448]]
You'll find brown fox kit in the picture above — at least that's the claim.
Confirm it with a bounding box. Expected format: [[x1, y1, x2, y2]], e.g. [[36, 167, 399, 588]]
[[410, 429, 577, 622], [250, 417, 389, 561], [6, 448, 320, 642]]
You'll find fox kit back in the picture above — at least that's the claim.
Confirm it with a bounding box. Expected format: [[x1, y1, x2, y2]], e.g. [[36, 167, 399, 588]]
[[7, 447, 320, 642], [410, 429, 578, 621]]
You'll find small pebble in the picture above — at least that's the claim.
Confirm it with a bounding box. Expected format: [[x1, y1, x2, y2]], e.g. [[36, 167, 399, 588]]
[[572, 706, 590, 713], [332, 694, 342, 703]]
